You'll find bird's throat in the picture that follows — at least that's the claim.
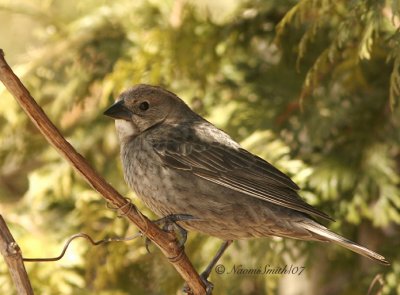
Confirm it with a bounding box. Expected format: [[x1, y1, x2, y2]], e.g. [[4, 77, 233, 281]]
[[115, 119, 138, 141]]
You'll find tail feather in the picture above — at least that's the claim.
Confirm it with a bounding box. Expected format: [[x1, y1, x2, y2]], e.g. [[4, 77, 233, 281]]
[[301, 222, 390, 265]]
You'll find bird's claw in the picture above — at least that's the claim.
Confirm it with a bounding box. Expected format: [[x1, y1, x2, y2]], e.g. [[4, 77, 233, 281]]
[[182, 273, 214, 295], [144, 214, 198, 253]]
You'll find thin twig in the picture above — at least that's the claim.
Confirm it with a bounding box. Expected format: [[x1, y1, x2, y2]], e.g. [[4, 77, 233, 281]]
[[0, 215, 34, 295], [367, 274, 384, 295], [0, 49, 206, 295], [23, 232, 142, 262]]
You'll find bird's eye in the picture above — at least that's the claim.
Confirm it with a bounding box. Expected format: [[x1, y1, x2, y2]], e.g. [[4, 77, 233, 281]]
[[139, 101, 150, 111]]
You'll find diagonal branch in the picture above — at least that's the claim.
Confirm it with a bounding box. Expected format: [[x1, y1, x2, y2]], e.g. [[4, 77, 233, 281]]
[[0, 49, 206, 295]]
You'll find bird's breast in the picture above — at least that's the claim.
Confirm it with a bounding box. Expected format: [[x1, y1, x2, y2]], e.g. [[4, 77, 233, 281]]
[[121, 137, 183, 217]]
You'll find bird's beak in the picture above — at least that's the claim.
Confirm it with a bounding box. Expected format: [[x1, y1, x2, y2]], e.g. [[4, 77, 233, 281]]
[[103, 100, 133, 121]]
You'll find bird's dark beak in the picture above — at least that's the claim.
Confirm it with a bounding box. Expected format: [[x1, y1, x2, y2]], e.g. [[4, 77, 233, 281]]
[[103, 100, 133, 121]]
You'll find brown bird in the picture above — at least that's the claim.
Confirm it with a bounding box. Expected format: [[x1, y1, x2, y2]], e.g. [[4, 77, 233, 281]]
[[104, 84, 389, 290]]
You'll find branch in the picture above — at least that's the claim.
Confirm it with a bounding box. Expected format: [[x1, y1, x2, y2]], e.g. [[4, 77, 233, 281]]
[[0, 49, 206, 295], [0, 215, 34, 295]]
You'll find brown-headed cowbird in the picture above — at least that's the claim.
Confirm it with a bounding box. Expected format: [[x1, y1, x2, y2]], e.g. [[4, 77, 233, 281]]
[[104, 84, 389, 267]]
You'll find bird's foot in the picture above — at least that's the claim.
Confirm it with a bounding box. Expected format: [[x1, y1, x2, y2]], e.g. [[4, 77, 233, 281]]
[[182, 240, 232, 294], [182, 272, 214, 295], [145, 214, 198, 253]]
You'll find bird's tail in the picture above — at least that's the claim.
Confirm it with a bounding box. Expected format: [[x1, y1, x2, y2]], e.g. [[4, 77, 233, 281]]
[[301, 221, 389, 265]]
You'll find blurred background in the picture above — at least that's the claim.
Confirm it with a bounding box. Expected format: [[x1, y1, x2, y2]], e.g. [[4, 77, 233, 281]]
[[0, 0, 399, 294]]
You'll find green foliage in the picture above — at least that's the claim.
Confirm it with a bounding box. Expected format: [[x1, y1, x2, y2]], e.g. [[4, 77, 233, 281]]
[[1, 0, 399, 294]]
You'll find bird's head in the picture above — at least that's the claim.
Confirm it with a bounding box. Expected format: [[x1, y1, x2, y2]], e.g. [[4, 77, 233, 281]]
[[104, 84, 195, 142]]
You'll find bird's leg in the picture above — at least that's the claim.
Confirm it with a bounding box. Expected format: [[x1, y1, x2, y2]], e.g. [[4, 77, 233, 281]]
[[201, 240, 233, 281], [183, 240, 233, 295], [145, 214, 198, 252]]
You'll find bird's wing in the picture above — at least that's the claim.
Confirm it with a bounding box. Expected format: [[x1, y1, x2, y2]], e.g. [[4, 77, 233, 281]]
[[152, 135, 334, 222]]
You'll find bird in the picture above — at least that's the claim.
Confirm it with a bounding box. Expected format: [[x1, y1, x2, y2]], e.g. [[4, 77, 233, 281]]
[[104, 84, 389, 286]]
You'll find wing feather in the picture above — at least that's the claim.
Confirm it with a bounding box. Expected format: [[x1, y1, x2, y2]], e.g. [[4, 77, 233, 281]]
[[152, 136, 333, 222]]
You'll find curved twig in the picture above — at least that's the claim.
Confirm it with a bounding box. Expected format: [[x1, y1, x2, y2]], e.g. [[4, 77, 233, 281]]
[[367, 274, 384, 295], [23, 232, 142, 262]]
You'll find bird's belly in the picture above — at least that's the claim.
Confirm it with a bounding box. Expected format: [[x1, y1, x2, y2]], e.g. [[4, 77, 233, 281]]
[[125, 164, 173, 217]]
